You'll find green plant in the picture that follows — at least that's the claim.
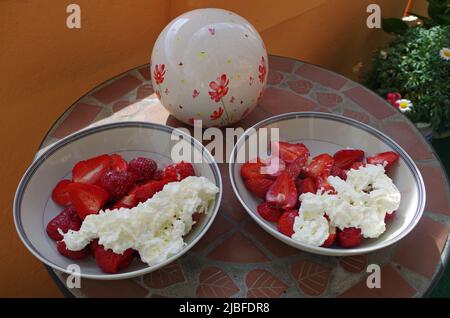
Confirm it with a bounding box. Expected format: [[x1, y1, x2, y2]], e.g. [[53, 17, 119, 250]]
[[382, 0, 450, 34], [365, 25, 450, 133]]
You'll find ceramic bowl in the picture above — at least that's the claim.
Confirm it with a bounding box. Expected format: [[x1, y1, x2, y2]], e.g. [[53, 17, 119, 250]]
[[229, 112, 426, 256], [14, 122, 222, 279]]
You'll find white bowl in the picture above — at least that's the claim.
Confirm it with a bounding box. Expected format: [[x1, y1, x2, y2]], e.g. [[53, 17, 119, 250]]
[[229, 112, 426, 256], [14, 122, 222, 280]]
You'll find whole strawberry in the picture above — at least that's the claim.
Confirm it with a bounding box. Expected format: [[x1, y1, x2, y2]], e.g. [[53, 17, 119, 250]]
[[99, 170, 136, 200], [46, 206, 81, 241], [128, 157, 157, 182]]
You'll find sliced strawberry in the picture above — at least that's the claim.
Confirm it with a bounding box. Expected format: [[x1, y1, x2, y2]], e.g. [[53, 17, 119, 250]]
[[128, 157, 157, 182], [333, 149, 364, 170], [385, 211, 396, 222], [266, 172, 298, 209], [244, 177, 274, 199], [257, 202, 283, 222], [112, 193, 138, 209], [51, 179, 72, 206], [304, 154, 334, 178], [110, 154, 128, 172], [72, 154, 112, 184], [315, 174, 335, 194], [162, 161, 195, 181], [67, 183, 109, 219], [285, 153, 309, 179], [46, 206, 81, 241], [56, 241, 90, 260], [259, 156, 286, 178], [331, 165, 347, 180], [367, 151, 400, 171], [153, 170, 164, 180], [273, 142, 310, 163], [277, 210, 299, 237], [321, 222, 336, 247], [240, 160, 265, 180], [130, 178, 173, 203], [99, 170, 136, 200], [298, 177, 317, 195], [349, 161, 364, 171], [91, 240, 134, 274], [337, 227, 362, 248]]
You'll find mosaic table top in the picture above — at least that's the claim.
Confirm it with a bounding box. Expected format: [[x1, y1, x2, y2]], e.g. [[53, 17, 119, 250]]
[[40, 55, 450, 298]]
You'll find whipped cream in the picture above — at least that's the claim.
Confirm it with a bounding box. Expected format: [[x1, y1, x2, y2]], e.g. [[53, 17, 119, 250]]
[[292, 164, 401, 246], [61, 176, 218, 266]]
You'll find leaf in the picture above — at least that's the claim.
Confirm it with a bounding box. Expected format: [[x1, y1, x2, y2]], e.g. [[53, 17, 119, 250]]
[[196, 267, 240, 298], [382, 18, 409, 34], [292, 260, 332, 296], [339, 255, 368, 273], [143, 261, 185, 289], [245, 269, 288, 298]]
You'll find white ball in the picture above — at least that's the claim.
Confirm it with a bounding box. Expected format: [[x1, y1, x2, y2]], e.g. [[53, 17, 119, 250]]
[[151, 8, 268, 127]]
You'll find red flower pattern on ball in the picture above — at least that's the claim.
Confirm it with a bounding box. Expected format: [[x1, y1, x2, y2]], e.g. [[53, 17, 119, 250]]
[[153, 64, 166, 85], [209, 74, 229, 102], [258, 56, 266, 83], [210, 107, 224, 120]]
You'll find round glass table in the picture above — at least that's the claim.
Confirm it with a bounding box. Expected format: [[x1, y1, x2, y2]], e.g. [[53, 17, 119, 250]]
[[39, 55, 450, 298]]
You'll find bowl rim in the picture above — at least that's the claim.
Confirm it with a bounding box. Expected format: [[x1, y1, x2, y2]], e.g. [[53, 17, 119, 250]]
[[14, 121, 223, 280], [229, 111, 426, 256]]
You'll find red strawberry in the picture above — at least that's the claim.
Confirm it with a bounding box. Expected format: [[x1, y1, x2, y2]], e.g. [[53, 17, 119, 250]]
[[244, 177, 274, 199], [162, 161, 195, 181], [153, 170, 164, 180], [385, 211, 396, 222], [273, 142, 310, 163], [51, 179, 72, 206], [298, 177, 317, 195], [128, 157, 157, 182], [56, 241, 90, 260], [99, 170, 136, 200], [110, 154, 128, 172], [266, 172, 298, 209], [321, 222, 336, 247], [130, 178, 173, 203], [285, 153, 309, 179], [240, 160, 265, 180], [257, 202, 283, 222], [259, 156, 286, 178], [91, 240, 134, 274], [112, 193, 138, 209], [304, 154, 334, 178], [349, 161, 364, 171], [315, 174, 335, 194], [67, 183, 109, 219], [367, 151, 399, 171], [72, 154, 112, 184], [337, 227, 362, 248], [333, 149, 364, 170], [331, 165, 347, 180], [46, 206, 81, 241], [277, 210, 299, 237]]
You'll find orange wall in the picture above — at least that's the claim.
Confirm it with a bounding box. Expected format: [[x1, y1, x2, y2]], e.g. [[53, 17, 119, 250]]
[[0, 0, 407, 297]]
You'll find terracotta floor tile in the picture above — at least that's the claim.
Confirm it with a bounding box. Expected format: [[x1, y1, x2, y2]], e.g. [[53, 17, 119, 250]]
[[339, 264, 416, 298], [343, 86, 395, 119], [245, 269, 288, 298], [138, 66, 151, 81], [267, 70, 284, 85], [287, 79, 313, 94], [91, 74, 142, 104], [220, 175, 250, 223], [316, 92, 343, 108], [418, 165, 450, 216], [291, 260, 332, 296], [51, 103, 102, 138], [112, 100, 132, 113], [191, 214, 234, 252], [207, 231, 270, 263], [384, 121, 433, 161], [259, 87, 316, 115], [79, 278, 148, 298], [339, 255, 368, 273], [296, 64, 347, 90], [393, 216, 449, 278], [342, 109, 370, 124], [143, 261, 185, 289], [136, 84, 154, 100], [268, 56, 295, 73], [243, 221, 300, 258], [196, 267, 239, 297]]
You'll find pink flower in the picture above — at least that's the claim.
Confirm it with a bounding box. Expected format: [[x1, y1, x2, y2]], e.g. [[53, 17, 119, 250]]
[[208, 74, 229, 102], [192, 89, 199, 98], [153, 64, 166, 85], [386, 92, 402, 107]]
